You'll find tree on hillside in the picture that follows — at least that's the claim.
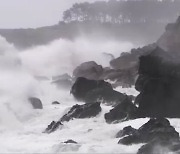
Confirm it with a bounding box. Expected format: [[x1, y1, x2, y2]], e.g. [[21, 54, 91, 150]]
[[62, 0, 180, 24]]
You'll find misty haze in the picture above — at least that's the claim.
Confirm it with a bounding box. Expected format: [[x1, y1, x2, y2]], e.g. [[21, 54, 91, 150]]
[[1, 0, 180, 153]]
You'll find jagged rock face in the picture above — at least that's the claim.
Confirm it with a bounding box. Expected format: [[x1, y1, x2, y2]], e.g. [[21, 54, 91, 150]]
[[60, 102, 102, 122], [28, 97, 43, 109], [73, 61, 103, 80], [110, 44, 156, 70], [134, 118, 180, 154], [104, 96, 137, 123], [44, 102, 101, 133], [158, 16, 180, 53], [135, 47, 180, 118], [118, 118, 179, 146]]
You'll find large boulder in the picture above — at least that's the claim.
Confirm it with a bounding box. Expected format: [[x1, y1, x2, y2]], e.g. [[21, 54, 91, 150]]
[[71, 77, 127, 105], [118, 118, 179, 145], [28, 97, 43, 109], [73, 61, 103, 80], [135, 47, 180, 118], [71, 77, 112, 101], [104, 96, 137, 123]]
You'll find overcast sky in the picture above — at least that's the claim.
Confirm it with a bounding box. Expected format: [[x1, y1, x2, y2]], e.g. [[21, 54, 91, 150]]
[[0, 0, 103, 29]]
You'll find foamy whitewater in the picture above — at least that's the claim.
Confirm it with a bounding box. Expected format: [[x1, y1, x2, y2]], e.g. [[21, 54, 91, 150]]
[[0, 35, 179, 153]]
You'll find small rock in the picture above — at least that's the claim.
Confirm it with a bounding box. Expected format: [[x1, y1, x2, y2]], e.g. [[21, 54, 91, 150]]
[[52, 101, 60, 105], [63, 140, 78, 144], [28, 97, 43, 109]]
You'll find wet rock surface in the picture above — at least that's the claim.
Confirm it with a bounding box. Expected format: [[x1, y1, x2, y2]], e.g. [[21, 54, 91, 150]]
[[44, 102, 101, 133], [105, 96, 137, 123], [28, 97, 43, 109], [60, 102, 102, 122], [135, 47, 180, 118], [117, 118, 180, 153], [63, 140, 78, 144]]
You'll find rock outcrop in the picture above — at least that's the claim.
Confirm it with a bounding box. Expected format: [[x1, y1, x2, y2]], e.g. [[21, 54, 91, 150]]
[[71, 77, 126, 105], [118, 118, 180, 153], [44, 102, 101, 133], [118, 118, 179, 145], [60, 102, 102, 122], [104, 96, 137, 123], [135, 47, 180, 118]]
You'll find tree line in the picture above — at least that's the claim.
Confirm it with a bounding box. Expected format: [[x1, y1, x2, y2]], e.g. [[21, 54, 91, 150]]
[[62, 0, 180, 24]]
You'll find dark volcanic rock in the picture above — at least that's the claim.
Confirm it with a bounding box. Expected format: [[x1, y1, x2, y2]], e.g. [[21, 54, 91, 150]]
[[104, 96, 137, 123], [64, 140, 78, 144], [73, 61, 103, 80], [137, 139, 180, 154], [44, 102, 101, 133], [60, 102, 101, 122], [116, 126, 137, 138], [118, 118, 179, 145], [44, 121, 63, 134], [71, 77, 127, 105], [28, 97, 43, 109], [71, 77, 111, 101], [135, 47, 180, 118], [52, 101, 60, 105]]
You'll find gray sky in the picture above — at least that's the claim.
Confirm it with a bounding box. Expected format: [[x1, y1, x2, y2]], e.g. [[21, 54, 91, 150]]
[[0, 0, 102, 29]]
